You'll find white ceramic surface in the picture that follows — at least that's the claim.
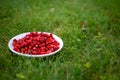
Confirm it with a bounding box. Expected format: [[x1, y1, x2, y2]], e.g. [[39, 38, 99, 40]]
[[8, 32, 63, 57]]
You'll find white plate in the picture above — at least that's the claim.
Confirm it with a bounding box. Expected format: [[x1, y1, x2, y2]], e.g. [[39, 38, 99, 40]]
[[8, 32, 63, 57]]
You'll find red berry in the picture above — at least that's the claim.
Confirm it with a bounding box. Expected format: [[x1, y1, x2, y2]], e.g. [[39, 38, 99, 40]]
[[12, 32, 60, 55], [13, 39, 17, 42]]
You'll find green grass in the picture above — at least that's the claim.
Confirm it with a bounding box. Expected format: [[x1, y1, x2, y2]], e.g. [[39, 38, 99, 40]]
[[0, 0, 120, 80]]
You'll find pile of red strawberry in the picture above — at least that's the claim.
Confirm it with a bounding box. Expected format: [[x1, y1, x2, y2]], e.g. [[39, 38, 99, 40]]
[[12, 32, 60, 55]]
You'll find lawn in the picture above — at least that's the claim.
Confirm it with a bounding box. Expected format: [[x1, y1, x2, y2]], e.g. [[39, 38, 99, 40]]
[[0, 0, 120, 80]]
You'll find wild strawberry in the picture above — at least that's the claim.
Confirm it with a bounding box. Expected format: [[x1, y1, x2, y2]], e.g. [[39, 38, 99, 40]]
[[54, 46, 59, 51], [39, 37, 45, 43], [40, 51, 46, 54], [50, 33, 53, 37], [14, 47, 19, 52], [12, 32, 60, 55], [25, 35, 30, 39], [13, 39, 17, 42], [32, 50, 37, 55], [46, 50, 52, 53]]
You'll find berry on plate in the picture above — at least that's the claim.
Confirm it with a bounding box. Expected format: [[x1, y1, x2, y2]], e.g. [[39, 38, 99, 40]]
[[12, 32, 60, 55]]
